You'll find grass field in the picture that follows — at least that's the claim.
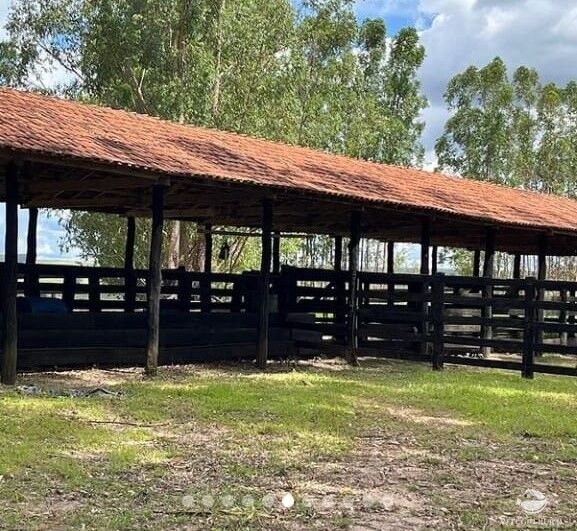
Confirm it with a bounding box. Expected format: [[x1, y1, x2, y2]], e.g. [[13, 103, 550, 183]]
[[1, 359, 577, 530]]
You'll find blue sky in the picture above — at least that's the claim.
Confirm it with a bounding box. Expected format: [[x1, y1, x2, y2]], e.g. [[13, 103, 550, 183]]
[[2, 0, 577, 259]]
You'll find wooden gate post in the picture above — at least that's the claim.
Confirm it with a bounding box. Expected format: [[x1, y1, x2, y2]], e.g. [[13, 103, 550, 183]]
[[536, 234, 548, 349], [25, 207, 40, 297], [1, 161, 20, 385], [201, 223, 212, 314], [124, 216, 136, 312], [347, 211, 361, 366], [272, 232, 281, 274], [431, 273, 445, 370], [256, 199, 273, 369], [334, 236, 346, 344], [522, 277, 536, 379], [420, 219, 431, 275], [481, 228, 496, 357], [146, 185, 165, 376]]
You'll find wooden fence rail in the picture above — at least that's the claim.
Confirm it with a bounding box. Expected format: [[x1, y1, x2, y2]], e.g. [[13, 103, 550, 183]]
[[3, 263, 577, 377]]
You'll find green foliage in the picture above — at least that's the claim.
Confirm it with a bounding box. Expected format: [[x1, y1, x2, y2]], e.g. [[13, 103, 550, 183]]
[[0, 0, 427, 269], [436, 57, 577, 274]]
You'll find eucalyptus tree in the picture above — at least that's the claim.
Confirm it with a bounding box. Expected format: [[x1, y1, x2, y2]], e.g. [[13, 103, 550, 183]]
[[0, 0, 428, 270], [436, 57, 577, 278]]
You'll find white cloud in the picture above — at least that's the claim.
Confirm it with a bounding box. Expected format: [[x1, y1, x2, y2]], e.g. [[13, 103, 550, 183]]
[[411, 0, 577, 166], [0, 0, 10, 39]]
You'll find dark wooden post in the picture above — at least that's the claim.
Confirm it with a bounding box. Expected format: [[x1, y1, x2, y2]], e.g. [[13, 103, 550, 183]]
[[387, 241, 395, 308], [536, 234, 548, 349], [1, 162, 20, 385], [420, 219, 431, 275], [522, 277, 536, 379], [431, 273, 445, 370], [272, 232, 281, 274], [473, 249, 481, 277], [26, 207, 38, 265], [560, 288, 568, 346], [146, 185, 165, 376], [201, 223, 212, 313], [347, 211, 361, 366], [125, 216, 136, 312], [334, 236, 343, 271], [25, 207, 39, 297], [431, 245, 438, 275], [513, 254, 521, 279], [256, 199, 273, 369], [334, 235, 345, 343], [387, 241, 395, 274], [481, 227, 496, 357]]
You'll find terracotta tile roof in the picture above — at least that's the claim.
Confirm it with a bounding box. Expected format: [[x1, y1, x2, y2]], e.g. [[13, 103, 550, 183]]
[[1, 87, 577, 235]]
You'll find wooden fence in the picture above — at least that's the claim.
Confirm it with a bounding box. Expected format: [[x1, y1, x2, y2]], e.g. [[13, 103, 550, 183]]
[[282, 266, 577, 378], [3, 263, 577, 376]]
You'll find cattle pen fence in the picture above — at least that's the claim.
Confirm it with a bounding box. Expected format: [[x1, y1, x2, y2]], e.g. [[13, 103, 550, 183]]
[[2, 263, 577, 377]]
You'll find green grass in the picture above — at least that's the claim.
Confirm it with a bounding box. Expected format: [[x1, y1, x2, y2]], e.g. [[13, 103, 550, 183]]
[[1, 360, 577, 529]]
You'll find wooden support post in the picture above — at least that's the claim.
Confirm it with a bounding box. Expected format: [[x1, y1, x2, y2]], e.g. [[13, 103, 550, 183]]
[[560, 288, 568, 346], [256, 199, 273, 369], [387, 241, 395, 274], [431, 273, 445, 370], [420, 219, 431, 275], [473, 249, 481, 277], [387, 241, 395, 307], [334, 236, 345, 343], [1, 162, 20, 385], [522, 277, 536, 379], [431, 245, 438, 275], [481, 228, 496, 358], [26, 207, 38, 265], [347, 211, 361, 366], [201, 223, 212, 313], [536, 234, 548, 350], [25, 207, 39, 297], [146, 185, 165, 376], [513, 254, 521, 279], [125, 216, 136, 312], [334, 236, 343, 271], [272, 232, 281, 274]]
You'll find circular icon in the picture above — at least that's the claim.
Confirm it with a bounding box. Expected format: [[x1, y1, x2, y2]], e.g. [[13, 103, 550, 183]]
[[201, 494, 215, 508], [221, 494, 235, 508], [282, 493, 295, 509], [241, 495, 255, 508], [181, 495, 194, 508], [261, 494, 275, 508], [517, 489, 548, 515]]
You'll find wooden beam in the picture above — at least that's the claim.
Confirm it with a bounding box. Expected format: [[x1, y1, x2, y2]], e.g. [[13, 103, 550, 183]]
[[256, 199, 273, 369], [204, 223, 213, 274], [420, 219, 431, 275], [272, 232, 281, 274], [201, 223, 212, 314], [26, 207, 38, 265], [537, 234, 548, 348], [124, 216, 136, 271], [125, 216, 136, 313], [145, 185, 165, 376], [431, 245, 438, 275], [481, 227, 496, 357], [473, 249, 481, 277], [387, 241, 395, 274], [513, 254, 521, 279], [1, 162, 20, 385], [334, 236, 343, 271], [538, 235, 547, 281], [347, 211, 361, 366]]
